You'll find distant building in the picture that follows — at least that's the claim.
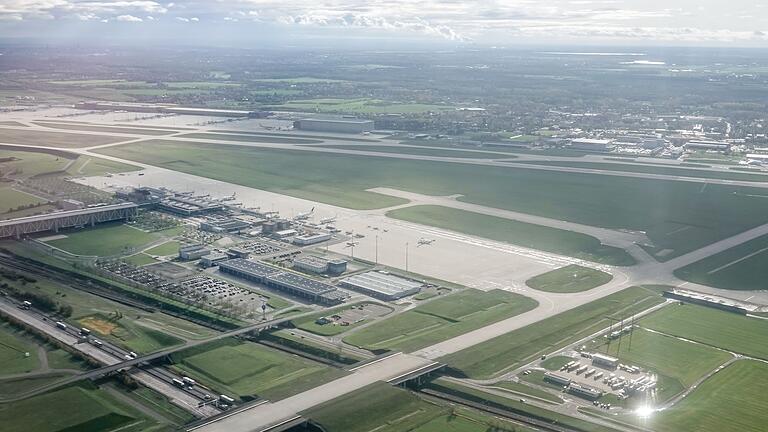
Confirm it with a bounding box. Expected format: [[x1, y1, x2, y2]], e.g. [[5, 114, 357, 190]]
[[340, 271, 422, 301], [684, 141, 730, 151], [592, 353, 619, 369], [293, 255, 348, 275], [179, 244, 210, 260], [568, 383, 602, 400], [294, 118, 374, 134], [293, 232, 332, 246], [200, 253, 228, 268], [569, 138, 614, 151], [544, 372, 571, 387]]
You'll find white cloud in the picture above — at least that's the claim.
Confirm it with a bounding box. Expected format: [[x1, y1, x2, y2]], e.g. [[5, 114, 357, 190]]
[[116, 14, 142, 21]]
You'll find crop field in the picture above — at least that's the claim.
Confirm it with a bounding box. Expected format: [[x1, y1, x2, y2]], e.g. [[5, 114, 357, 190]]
[[0, 384, 154, 432], [178, 132, 323, 145], [172, 338, 344, 400], [590, 328, 731, 402], [440, 286, 666, 379], [317, 144, 510, 159], [0, 128, 127, 148], [526, 265, 614, 292], [637, 360, 768, 432], [510, 160, 768, 182], [0, 322, 41, 375], [674, 233, 768, 290], [45, 223, 159, 256], [640, 304, 768, 360], [343, 289, 538, 353], [388, 206, 634, 266], [33, 121, 178, 136], [269, 98, 450, 114], [0, 186, 47, 214], [95, 141, 768, 259]]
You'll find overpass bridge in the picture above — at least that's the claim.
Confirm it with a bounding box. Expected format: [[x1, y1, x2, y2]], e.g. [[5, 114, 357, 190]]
[[0, 202, 138, 238]]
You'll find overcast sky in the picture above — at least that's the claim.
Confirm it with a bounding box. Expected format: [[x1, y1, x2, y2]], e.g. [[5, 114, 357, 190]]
[[1, 1, 768, 47]]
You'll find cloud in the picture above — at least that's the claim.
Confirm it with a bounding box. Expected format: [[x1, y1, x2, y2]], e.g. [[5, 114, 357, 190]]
[[116, 14, 142, 21]]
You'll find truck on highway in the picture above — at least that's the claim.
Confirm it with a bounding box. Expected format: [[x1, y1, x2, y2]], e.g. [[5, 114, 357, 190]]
[[182, 376, 196, 386], [80, 327, 91, 336], [90, 339, 103, 347], [172, 378, 185, 388], [55, 321, 67, 330], [219, 394, 235, 405], [21, 300, 32, 309]]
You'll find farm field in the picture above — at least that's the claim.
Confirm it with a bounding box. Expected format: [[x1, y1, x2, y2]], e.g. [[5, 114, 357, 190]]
[[317, 144, 509, 159], [441, 286, 666, 379], [0, 384, 157, 432], [171, 338, 344, 401], [590, 328, 732, 402], [633, 360, 768, 432], [510, 160, 768, 182], [640, 304, 768, 360], [674, 233, 768, 290], [526, 265, 614, 293], [32, 121, 178, 136], [0, 128, 127, 148], [388, 206, 634, 266], [0, 186, 47, 214], [94, 141, 768, 260], [178, 132, 323, 145], [343, 289, 538, 353], [45, 223, 159, 256]]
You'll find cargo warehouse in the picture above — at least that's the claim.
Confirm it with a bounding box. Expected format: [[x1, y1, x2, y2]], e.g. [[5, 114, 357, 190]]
[[340, 271, 422, 301]]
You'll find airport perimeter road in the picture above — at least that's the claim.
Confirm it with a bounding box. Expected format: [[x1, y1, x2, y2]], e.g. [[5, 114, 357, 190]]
[[366, 187, 648, 249]]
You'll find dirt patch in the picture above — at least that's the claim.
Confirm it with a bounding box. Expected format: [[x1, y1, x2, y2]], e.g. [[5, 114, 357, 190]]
[[78, 316, 117, 335]]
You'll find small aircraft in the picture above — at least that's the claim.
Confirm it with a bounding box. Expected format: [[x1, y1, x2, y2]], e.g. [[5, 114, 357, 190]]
[[295, 207, 315, 220], [417, 238, 435, 247]]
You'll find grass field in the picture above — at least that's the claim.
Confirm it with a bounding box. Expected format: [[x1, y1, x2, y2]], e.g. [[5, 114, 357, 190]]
[[510, 160, 768, 182], [674, 233, 768, 290], [590, 328, 731, 403], [303, 382, 530, 432], [79, 313, 184, 353], [343, 289, 538, 353], [123, 253, 157, 266], [640, 304, 768, 360], [67, 156, 140, 176], [317, 144, 509, 159], [0, 186, 47, 214], [440, 286, 666, 379], [95, 141, 768, 260], [635, 360, 768, 432], [291, 302, 392, 336], [45, 223, 159, 256], [0, 322, 41, 375], [0, 384, 153, 432], [172, 338, 344, 401], [178, 132, 323, 145], [0, 149, 138, 178], [494, 380, 564, 404], [33, 121, 178, 136], [526, 265, 614, 293], [144, 241, 180, 256], [0, 128, 127, 148], [389, 206, 634, 266]]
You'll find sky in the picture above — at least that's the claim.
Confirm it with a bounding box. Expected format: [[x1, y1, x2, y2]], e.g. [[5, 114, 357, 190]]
[[1, 1, 768, 47]]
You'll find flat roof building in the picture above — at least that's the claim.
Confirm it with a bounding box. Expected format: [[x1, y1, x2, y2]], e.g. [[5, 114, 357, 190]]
[[592, 353, 619, 369], [340, 271, 422, 301], [294, 118, 374, 134], [293, 232, 332, 246], [544, 372, 571, 387], [0, 203, 138, 239]]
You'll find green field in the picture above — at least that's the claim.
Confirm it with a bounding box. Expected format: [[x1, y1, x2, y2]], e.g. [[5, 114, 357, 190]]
[[79, 313, 184, 353], [144, 241, 180, 256], [291, 302, 392, 336], [441, 286, 666, 379], [0, 128, 127, 148], [178, 132, 323, 145], [123, 253, 157, 266], [303, 382, 529, 432], [635, 360, 768, 432], [640, 304, 768, 360], [590, 328, 731, 403], [0, 149, 138, 178], [172, 338, 343, 401], [33, 121, 177, 136], [67, 156, 140, 176], [269, 98, 449, 114], [526, 265, 614, 293], [95, 141, 768, 260], [510, 160, 768, 182], [674, 233, 768, 290], [389, 206, 634, 266], [0, 322, 41, 375], [45, 223, 159, 256], [0, 186, 47, 214], [343, 289, 538, 353], [318, 144, 510, 159], [493, 380, 564, 404], [0, 384, 154, 432]]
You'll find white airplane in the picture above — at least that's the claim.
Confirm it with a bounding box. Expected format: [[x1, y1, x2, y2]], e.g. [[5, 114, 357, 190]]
[[417, 238, 435, 247], [295, 207, 315, 220], [319, 215, 337, 224]]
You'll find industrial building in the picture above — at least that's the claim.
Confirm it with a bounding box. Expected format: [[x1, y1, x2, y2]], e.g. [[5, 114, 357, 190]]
[[0, 203, 138, 239], [684, 141, 730, 151], [158, 195, 224, 216], [568, 383, 602, 400], [294, 118, 374, 134], [218, 258, 347, 305], [292, 232, 332, 246], [200, 253, 228, 268], [179, 244, 210, 261], [592, 353, 619, 369], [544, 372, 571, 387], [569, 138, 614, 151], [293, 255, 348, 275], [74, 101, 268, 118], [340, 271, 422, 301], [200, 218, 250, 233]]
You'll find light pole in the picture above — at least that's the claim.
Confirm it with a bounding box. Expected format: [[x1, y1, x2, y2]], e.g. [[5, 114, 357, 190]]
[[405, 242, 409, 272], [375, 235, 379, 265]]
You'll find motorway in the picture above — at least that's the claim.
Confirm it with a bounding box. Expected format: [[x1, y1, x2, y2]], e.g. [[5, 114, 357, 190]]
[[3, 116, 768, 430]]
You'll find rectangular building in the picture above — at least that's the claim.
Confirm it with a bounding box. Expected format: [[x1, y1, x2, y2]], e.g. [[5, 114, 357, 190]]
[[340, 271, 422, 301], [295, 118, 374, 134], [179, 244, 210, 260], [592, 353, 619, 369], [293, 232, 332, 246], [544, 372, 571, 387]]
